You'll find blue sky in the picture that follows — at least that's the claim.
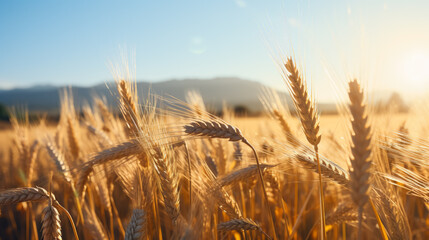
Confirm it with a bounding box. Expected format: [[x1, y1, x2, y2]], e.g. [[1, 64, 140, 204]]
[[1, 0, 429, 101]]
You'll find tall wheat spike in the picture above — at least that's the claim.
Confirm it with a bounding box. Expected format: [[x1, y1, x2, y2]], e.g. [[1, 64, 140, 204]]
[[118, 79, 141, 137], [67, 117, 80, 159], [283, 57, 325, 238], [347, 79, 372, 239], [152, 147, 181, 223]]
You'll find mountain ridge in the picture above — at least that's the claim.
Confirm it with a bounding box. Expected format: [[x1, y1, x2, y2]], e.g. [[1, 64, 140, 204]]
[[0, 77, 339, 114]]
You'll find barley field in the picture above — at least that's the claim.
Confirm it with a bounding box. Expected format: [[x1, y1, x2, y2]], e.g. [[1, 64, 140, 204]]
[[0, 57, 428, 240]]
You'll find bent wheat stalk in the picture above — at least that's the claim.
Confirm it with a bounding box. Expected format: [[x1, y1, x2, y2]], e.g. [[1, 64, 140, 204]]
[[77, 139, 141, 196], [184, 119, 278, 239]]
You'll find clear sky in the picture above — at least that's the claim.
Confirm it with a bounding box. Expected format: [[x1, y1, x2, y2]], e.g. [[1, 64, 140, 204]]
[[1, 0, 429, 101]]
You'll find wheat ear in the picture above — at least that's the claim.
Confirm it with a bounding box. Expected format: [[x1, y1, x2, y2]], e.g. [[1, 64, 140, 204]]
[[272, 110, 300, 147], [152, 149, 181, 223], [284, 57, 325, 238], [41, 199, 62, 240], [184, 120, 245, 141], [118, 79, 141, 136], [27, 140, 39, 186], [217, 164, 276, 188], [46, 142, 73, 184], [218, 218, 271, 239], [325, 204, 358, 225], [213, 188, 243, 219], [0, 187, 52, 205], [184, 120, 278, 239], [125, 209, 147, 240], [67, 117, 80, 159], [77, 139, 141, 196], [348, 79, 372, 239], [295, 154, 350, 186]]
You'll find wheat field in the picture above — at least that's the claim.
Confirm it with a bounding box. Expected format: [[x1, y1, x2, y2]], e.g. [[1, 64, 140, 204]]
[[0, 57, 428, 240]]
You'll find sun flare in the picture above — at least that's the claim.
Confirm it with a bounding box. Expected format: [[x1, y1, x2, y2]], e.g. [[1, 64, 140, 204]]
[[400, 51, 429, 89]]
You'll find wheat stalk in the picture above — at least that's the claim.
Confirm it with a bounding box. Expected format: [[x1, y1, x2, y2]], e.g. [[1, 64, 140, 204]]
[[184, 119, 278, 239], [283, 56, 325, 238], [347, 79, 372, 239]]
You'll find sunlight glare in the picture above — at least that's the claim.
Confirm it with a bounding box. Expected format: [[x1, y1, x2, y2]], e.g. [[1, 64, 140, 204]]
[[400, 51, 429, 91]]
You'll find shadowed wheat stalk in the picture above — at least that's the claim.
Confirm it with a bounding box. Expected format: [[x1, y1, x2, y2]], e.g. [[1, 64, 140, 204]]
[[347, 79, 373, 240]]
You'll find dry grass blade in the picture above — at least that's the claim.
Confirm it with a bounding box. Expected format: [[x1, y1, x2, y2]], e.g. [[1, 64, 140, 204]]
[[125, 209, 147, 240]]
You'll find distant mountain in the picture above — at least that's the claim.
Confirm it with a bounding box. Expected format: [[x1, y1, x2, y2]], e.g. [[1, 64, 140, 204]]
[[0, 78, 336, 114]]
